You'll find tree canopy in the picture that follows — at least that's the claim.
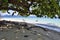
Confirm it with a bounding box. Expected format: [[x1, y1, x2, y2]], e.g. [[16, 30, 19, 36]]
[[0, 0, 60, 18]]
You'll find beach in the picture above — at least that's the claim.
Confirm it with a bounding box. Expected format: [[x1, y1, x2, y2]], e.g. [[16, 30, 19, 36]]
[[0, 20, 60, 40]]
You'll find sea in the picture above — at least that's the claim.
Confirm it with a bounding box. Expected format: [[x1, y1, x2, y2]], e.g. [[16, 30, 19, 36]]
[[0, 15, 60, 32]]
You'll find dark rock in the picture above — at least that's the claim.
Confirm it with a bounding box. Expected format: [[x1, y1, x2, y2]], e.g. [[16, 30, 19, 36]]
[[24, 35, 29, 37]]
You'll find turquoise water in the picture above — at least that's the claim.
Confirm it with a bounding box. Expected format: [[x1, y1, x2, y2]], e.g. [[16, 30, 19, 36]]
[[1, 15, 60, 26], [1, 15, 60, 32]]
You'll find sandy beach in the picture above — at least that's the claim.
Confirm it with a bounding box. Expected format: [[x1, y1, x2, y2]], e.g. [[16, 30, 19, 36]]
[[0, 20, 60, 40]]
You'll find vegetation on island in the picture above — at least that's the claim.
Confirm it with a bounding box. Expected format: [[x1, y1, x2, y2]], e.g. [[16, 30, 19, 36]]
[[0, 0, 60, 18]]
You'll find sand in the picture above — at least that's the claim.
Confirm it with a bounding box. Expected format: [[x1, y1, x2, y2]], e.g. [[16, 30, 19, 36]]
[[0, 20, 60, 40]]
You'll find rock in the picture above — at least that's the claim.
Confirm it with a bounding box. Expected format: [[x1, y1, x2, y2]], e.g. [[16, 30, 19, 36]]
[[1, 38, 6, 40]]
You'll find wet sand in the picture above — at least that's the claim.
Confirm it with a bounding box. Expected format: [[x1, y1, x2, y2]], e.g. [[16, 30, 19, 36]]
[[0, 20, 60, 40]]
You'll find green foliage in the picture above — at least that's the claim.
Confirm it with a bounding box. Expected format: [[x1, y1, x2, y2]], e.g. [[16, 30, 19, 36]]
[[1, 10, 7, 13], [3, 0, 8, 2], [0, 0, 60, 18]]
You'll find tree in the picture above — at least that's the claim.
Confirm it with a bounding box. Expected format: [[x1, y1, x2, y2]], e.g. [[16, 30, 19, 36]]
[[0, 0, 60, 18]]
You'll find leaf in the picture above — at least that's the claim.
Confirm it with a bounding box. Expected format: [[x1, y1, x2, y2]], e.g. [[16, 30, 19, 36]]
[[1, 10, 7, 13], [3, 0, 8, 2]]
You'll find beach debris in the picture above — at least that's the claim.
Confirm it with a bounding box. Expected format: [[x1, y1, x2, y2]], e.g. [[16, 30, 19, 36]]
[[14, 29, 20, 33], [0, 26, 8, 29], [31, 31, 37, 35], [24, 35, 29, 37], [1, 38, 7, 40], [1, 39, 5, 40], [6, 24, 9, 27], [22, 26, 24, 29], [26, 28, 31, 30], [37, 33, 41, 36], [16, 29, 20, 31], [40, 27, 48, 31], [22, 29, 25, 33], [16, 27, 20, 30], [16, 36, 19, 39], [8, 26, 12, 29]]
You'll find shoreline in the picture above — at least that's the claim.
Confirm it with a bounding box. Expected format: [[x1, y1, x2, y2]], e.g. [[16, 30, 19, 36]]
[[0, 20, 60, 40], [0, 20, 60, 33]]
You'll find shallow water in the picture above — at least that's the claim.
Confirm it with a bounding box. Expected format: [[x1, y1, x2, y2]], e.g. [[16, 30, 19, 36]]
[[1, 15, 60, 32]]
